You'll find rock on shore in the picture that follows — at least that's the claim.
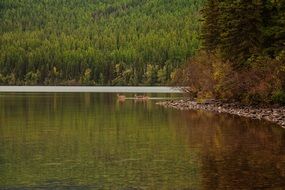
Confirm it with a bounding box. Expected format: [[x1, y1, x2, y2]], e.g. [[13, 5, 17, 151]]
[[156, 99, 285, 128]]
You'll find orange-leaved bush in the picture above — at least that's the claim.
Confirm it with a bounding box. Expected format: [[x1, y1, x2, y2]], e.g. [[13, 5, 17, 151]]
[[173, 51, 285, 105]]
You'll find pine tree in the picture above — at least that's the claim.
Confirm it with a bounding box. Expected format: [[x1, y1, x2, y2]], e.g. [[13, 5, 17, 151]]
[[200, 0, 221, 52], [261, 0, 279, 56], [274, 0, 285, 55], [218, 0, 263, 67]]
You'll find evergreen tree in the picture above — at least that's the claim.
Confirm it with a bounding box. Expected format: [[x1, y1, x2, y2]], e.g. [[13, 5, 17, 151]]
[[218, 0, 263, 67], [274, 0, 285, 55], [200, 0, 221, 52], [0, 0, 204, 85], [261, 0, 279, 56]]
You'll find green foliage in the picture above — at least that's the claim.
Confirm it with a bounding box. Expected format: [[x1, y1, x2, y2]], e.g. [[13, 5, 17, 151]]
[[218, 0, 263, 67], [0, 73, 16, 85], [182, 0, 285, 105], [25, 70, 41, 85], [81, 68, 94, 85], [274, 0, 285, 55], [145, 64, 158, 85], [0, 0, 204, 85], [157, 66, 167, 84], [175, 51, 285, 105], [200, 0, 285, 67], [200, 0, 220, 51], [272, 90, 285, 105]]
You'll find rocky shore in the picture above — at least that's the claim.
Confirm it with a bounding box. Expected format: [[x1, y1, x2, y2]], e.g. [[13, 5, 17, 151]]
[[156, 99, 285, 128]]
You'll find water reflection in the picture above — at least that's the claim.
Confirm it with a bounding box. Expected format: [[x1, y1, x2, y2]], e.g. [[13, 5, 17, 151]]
[[173, 111, 285, 189], [0, 93, 285, 189]]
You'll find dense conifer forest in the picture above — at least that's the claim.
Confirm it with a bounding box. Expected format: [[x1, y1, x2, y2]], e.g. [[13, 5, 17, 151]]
[[175, 0, 285, 104], [0, 0, 203, 85], [1, 0, 284, 104]]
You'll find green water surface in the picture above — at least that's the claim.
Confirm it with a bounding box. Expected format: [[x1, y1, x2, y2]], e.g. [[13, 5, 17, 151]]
[[0, 93, 285, 189]]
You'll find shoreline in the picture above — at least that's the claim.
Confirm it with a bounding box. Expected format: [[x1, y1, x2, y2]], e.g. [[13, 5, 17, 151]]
[[0, 86, 181, 93], [156, 99, 285, 128]]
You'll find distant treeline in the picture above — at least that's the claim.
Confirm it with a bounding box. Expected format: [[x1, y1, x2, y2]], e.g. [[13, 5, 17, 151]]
[[0, 0, 203, 85], [175, 0, 285, 104]]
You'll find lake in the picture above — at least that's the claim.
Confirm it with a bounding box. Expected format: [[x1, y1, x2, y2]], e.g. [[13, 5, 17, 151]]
[[0, 91, 285, 189]]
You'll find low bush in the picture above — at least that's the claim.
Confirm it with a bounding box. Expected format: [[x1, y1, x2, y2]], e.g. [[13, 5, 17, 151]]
[[174, 51, 285, 105], [272, 90, 285, 105]]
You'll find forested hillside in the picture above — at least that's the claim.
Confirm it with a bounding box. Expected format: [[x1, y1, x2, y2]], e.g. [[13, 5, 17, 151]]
[[0, 0, 203, 85], [175, 0, 285, 105]]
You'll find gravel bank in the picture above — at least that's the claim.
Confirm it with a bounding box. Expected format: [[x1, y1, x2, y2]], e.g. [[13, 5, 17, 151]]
[[156, 99, 285, 128]]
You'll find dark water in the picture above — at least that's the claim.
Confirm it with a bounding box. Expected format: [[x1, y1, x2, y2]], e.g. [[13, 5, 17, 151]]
[[0, 93, 285, 189]]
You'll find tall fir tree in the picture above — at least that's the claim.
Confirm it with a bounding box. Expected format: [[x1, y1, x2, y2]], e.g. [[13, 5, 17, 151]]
[[218, 0, 263, 67], [200, 0, 221, 52], [274, 0, 285, 55], [261, 0, 279, 56]]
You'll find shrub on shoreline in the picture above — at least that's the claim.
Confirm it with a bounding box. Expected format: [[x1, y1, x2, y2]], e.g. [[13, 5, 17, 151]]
[[173, 51, 285, 105]]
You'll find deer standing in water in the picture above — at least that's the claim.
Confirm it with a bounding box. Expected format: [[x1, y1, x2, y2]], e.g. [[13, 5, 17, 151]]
[[134, 94, 149, 101], [117, 94, 126, 102]]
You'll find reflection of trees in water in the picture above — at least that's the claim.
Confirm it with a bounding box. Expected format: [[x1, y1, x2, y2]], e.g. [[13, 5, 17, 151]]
[[0, 93, 199, 189], [1, 94, 285, 189], [171, 110, 285, 189]]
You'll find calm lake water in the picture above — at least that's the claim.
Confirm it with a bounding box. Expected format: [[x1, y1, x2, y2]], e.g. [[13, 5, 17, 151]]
[[0, 92, 285, 189]]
